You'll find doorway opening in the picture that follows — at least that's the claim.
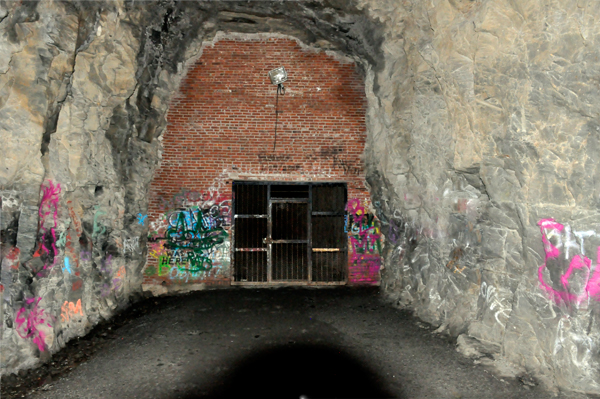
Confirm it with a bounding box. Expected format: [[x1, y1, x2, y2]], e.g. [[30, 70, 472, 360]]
[[232, 181, 347, 285]]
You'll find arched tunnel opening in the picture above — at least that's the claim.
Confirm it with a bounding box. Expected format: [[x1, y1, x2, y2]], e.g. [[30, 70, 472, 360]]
[[2, 0, 600, 397]]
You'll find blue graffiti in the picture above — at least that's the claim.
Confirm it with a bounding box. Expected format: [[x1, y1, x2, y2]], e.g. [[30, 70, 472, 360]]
[[63, 257, 72, 274], [137, 213, 148, 225]]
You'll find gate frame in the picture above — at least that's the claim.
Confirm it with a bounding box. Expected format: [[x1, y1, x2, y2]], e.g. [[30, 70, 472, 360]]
[[230, 180, 348, 286]]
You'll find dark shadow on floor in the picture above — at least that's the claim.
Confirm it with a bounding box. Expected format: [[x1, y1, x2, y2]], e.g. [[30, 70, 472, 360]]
[[181, 342, 397, 399]]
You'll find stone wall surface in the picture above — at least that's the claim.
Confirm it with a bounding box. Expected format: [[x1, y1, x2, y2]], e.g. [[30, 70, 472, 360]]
[[1, 0, 600, 395], [360, 0, 600, 395]]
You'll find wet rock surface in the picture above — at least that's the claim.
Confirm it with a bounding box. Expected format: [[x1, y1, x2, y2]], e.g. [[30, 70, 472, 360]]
[[0, 287, 589, 399]]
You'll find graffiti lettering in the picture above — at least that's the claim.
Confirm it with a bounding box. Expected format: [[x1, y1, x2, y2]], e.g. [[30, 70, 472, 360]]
[[480, 282, 511, 326], [162, 207, 229, 272], [123, 237, 139, 255], [538, 218, 600, 305], [148, 241, 166, 259], [61, 299, 84, 322], [346, 199, 381, 283]]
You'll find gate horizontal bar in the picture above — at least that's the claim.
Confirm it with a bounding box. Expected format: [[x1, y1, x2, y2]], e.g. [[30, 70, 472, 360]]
[[270, 240, 309, 244], [270, 199, 309, 203], [312, 212, 345, 216], [235, 248, 267, 252], [231, 281, 347, 286], [312, 248, 340, 252], [234, 215, 268, 218]]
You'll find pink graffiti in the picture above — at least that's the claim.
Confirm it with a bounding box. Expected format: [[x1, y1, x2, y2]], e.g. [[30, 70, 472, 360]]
[[538, 218, 600, 305], [346, 199, 381, 284], [15, 297, 51, 351], [346, 199, 366, 225], [148, 241, 166, 259], [38, 180, 61, 267], [350, 254, 381, 284]]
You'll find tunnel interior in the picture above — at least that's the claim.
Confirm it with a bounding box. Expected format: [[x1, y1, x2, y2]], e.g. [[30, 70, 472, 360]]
[[2, 0, 600, 396]]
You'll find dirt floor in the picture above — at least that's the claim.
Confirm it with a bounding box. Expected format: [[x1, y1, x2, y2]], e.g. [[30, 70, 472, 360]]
[[1, 286, 594, 399]]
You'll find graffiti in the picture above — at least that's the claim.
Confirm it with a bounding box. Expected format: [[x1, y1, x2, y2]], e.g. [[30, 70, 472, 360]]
[[61, 299, 84, 322], [148, 241, 166, 259], [62, 257, 72, 274], [80, 251, 92, 262], [1, 247, 19, 300], [97, 255, 125, 297], [56, 230, 67, 248], [347, 202, 381, 258], [387, 219, 403, 245], [159, 188, 213, 212], [346, 199, 381, 283], [123, 237, 139, 255], [150, 205, 229, 273], [92, 205, 106, 238], [332, 155, 362, 176], [137, 213, 147, 225], [480, 282, 511, 326], [15, 297, 51, 351], [538, 218, 600, 305], [38, 180, 61, 267], [112, 266, 126, 291], [67, 200, 83, 236]]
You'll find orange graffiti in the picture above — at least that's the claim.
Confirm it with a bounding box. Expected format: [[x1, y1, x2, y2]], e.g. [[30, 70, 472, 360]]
[[61, 299, 83, 322]]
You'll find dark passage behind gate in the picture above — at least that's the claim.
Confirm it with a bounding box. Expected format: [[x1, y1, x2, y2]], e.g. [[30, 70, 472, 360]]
[[232, 182, 347, 285]]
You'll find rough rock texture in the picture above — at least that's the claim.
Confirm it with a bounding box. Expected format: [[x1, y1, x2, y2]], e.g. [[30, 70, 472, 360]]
[[362, 0, 600, 395], [1, 0, 600, 396], [0, 0, 384, 378]]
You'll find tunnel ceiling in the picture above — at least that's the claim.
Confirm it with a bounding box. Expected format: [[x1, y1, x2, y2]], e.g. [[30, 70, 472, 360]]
[[128, 0, 384, 144]]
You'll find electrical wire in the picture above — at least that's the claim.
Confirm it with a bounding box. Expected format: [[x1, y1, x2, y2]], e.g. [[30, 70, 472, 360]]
[[273, 83, 285, 152]]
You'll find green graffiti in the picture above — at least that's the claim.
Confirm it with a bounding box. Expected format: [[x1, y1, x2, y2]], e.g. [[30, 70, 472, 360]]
[[145, 265, 157, 276], [92, 206, 106, 238], [158, 255, 171, 276], [163, 208, 228, 273], [56, 231, 67, 248]]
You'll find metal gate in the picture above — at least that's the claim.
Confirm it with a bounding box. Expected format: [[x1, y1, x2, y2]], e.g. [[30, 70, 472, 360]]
[[232, 181, 347, 285]]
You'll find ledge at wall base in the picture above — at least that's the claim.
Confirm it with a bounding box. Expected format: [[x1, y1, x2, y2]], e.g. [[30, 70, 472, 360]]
[[142, 283, 209, 296]]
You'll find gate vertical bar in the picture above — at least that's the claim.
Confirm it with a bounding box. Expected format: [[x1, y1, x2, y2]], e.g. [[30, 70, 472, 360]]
[[267, 184, 272, 283], [307, 184, 312, 283], [231, 182, 236, 282]]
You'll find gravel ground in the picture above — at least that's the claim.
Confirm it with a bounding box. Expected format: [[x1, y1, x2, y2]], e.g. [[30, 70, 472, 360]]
[[1, 287, 594, 399]]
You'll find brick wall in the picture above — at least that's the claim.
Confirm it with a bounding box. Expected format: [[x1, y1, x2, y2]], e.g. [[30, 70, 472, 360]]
[[143, 37, 380, 289]]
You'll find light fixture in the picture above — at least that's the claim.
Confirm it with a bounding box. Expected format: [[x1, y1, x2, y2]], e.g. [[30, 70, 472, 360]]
[[268, 66, 287, 87], [268, 67, 287, 152]]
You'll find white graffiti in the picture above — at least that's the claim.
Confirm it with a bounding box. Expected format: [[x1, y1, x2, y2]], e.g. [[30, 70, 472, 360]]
[[123, 237, 139, 255], [480, 282, 511, 326], [540, 221, 599, 260]]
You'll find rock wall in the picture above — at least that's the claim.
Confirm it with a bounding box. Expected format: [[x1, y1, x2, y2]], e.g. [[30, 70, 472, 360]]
[[361, 0, 600, 395], [2, 0, 600, 395], [0, 0, 383, 377]]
